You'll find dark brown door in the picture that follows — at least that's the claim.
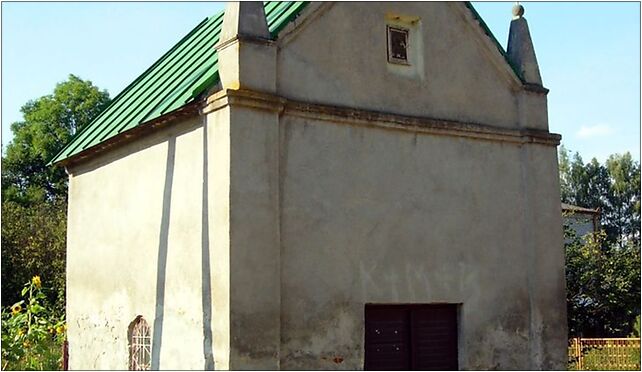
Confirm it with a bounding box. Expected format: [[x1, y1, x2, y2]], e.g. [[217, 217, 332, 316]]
[[365, 304, 458, 371], [410, 305, 458, 370], [364, 306, 411, 370]]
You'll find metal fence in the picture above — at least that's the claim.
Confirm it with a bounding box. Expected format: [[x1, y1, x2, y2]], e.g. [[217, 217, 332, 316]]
[[569, 338, 641, 370]]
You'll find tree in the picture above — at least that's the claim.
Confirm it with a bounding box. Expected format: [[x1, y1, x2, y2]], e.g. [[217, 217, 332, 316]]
[[605, 153, 641, 247], [561, 146, 641, 337], [2, 74, 110, 205], [559, 148, 611, 221], [1, 75, 110, 309], [565, 228, 641, 337], [559, 146, 641, 247]]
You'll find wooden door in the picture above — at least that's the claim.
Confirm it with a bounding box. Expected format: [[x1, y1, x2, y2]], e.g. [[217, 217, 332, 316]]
[[364, 306, 411, 370], [410, 305, 458, 370], [365, 304, 458, 370]]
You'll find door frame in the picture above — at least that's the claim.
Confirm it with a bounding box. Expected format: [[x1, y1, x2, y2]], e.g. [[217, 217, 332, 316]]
[[364, 303, 462, 370]]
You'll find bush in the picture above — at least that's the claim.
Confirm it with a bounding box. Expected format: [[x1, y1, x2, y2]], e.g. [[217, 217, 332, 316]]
[[565, 228, 641, 337], [1, 201, 67, 311], [1, 276, 66, 370]]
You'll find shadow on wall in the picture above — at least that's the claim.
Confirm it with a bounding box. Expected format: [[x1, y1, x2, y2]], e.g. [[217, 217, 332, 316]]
[[151, 138, 176, 370], [149, 128, 215, 369], [201, 122, 215, 369]]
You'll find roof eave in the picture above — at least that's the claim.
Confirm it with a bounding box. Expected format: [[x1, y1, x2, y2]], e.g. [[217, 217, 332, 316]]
[[561, 203, 600, 215], [54, 100, 203, 170], [50, 2, 312, 166]]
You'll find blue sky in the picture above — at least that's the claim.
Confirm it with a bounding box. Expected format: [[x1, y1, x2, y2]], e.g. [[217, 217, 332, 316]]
[[2, 2, 640, 163]]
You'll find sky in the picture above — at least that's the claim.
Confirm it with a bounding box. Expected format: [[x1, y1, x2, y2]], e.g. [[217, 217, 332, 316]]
[[1, 1, 640, 163]]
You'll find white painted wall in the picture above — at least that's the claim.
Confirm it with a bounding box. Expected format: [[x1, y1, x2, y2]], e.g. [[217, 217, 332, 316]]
[[66, 116, 229, 369]]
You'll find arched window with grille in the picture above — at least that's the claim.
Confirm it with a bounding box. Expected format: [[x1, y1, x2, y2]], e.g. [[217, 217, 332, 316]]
[[128, 316, 151, 370]]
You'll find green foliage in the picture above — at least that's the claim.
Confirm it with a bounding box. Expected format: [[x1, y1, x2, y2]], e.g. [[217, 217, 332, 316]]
[[1, 277, 66, 370], [2, 74, 110, 205], [560, 146, 641, 337], [559, 146, 641, 247], [565, 228, 641, 337], [1, 201, 67, 310], [605, 153, 642, 248], [1, 74, 110, 312], [631, 316, 640, 338]]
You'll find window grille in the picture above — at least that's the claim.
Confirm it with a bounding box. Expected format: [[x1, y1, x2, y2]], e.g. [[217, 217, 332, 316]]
[[129, 316, 151, 371]]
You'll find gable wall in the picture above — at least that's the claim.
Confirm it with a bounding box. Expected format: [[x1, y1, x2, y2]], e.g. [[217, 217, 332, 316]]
[[269, 5, 565, 367], [276, 112, 566, 369], [277, 2, 520, 128]]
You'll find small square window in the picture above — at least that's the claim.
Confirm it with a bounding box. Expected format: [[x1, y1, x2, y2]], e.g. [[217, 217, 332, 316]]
[[387, 25, 409, 65]]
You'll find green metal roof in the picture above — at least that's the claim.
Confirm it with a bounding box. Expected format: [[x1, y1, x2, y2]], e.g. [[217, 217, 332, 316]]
[[51, 1, 517, 165], [51, 1, 309, 164]]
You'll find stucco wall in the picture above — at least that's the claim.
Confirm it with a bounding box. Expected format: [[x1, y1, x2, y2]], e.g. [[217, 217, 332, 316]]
[[66, 104, 565, 370], [270, 3, 565, 368], [227, 106, 282, 369], [277, 2, 520, 129], [65, 1, 565, 369], [66, 115, 230, 370], [277, 114, 566, 370]]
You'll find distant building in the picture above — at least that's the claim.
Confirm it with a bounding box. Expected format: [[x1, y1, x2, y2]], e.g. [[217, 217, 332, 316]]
[[562, 203, 600, 239], [52, 2, 567, 370]]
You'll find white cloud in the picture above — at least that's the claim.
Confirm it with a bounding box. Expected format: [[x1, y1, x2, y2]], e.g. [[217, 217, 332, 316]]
[[576, 124, 614, 138]]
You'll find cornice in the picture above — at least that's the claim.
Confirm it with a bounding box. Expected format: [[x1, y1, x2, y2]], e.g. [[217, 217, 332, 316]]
[[62, 87, 561, 169], [205, 88, 561, 147]]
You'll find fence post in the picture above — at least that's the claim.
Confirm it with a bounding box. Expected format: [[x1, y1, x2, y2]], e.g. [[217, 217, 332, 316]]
[[577, 337, 582, 370], [62, 339, 69, 370]]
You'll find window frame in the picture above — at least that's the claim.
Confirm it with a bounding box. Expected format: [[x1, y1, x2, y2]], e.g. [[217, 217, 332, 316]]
[[387, 25, 411, 65], [128, 316, 151, 371]]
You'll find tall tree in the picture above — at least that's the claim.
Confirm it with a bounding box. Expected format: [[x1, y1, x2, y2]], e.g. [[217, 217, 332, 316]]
[[605, 153, 641, 247], [2, 74, 110, 205], [559, 147, 640, 246], [561, 146, 641, 337], [1, 75, 110, 308]]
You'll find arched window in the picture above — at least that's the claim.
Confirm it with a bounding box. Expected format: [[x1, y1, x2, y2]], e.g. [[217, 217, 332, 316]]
[[128, 316, 151, 370]]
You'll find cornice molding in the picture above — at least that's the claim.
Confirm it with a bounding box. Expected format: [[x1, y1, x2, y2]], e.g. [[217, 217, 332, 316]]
[[62, 87, 561, 169], [205, 88, 561, 146]]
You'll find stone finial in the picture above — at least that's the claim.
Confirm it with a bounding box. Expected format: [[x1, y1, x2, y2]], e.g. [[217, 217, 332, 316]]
[[220, 2, 271, 43], [512, 3, 524, 19], [507, 4, 543, 86]]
